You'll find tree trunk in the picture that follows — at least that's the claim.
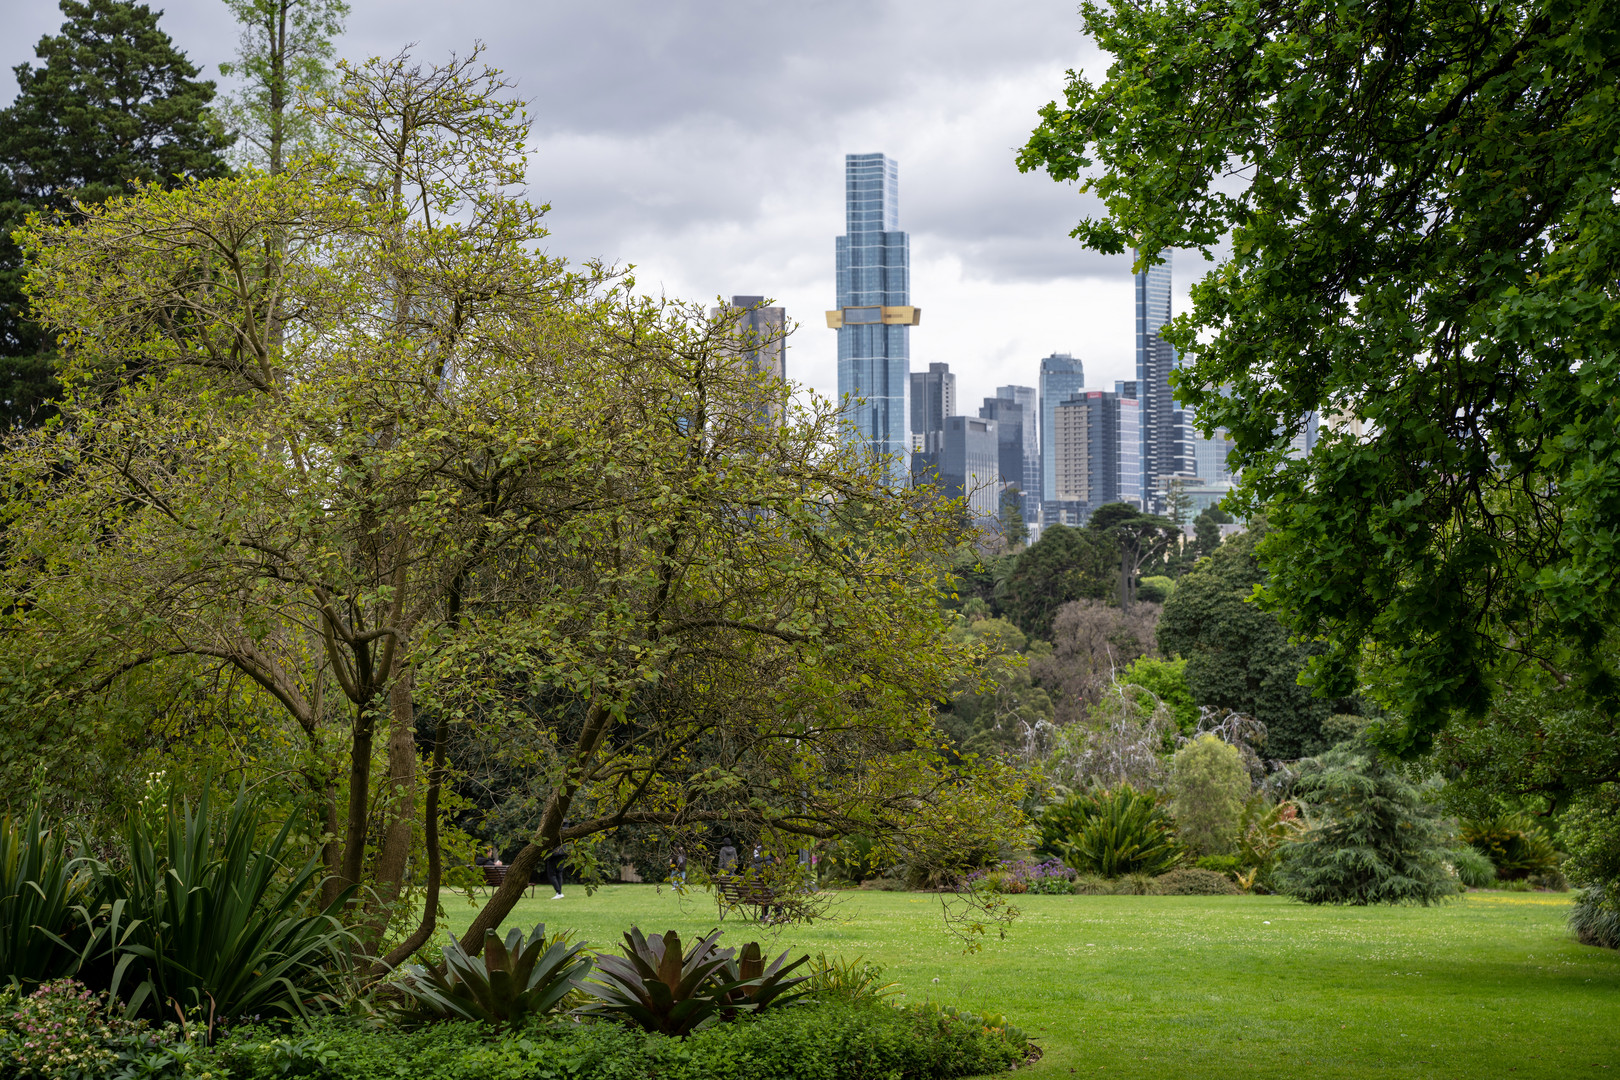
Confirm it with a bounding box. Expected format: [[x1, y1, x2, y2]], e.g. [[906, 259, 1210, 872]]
[[339, 698, 377, 888], [456, 701, 611, 954], [375, 706, 449, 974], [371, 671, 419, 901]]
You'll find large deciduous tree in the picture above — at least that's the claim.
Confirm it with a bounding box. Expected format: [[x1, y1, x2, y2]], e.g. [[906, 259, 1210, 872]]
[[0, 0, 232, 429], [5, 47, 1018, 966], [1157, 528, 1344, 760], [1019, 1, 1620, 779], [217, 0, 349, 174]]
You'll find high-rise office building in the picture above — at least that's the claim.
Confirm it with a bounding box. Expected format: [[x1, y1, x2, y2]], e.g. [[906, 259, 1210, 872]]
[[709, 295, 787, 425], [977, 396, 1026, 501], [996, 384, 1040, 523], [1038, 353, 1085, 519], [1118, 394, 1141, 509], [911, 362, 955, 439], [1136, 253, 1199, 510], [1048, 390, 1130, 525], [828, 153, 920, 484], [939, 415, 1001, 524]]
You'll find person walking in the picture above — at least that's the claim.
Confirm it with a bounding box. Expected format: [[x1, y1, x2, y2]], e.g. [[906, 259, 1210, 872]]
[[669, 844, 688, 885]]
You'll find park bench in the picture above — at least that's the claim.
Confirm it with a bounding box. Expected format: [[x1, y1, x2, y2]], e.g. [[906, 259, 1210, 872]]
[[715, 875, 777, 922], [481, 864, 535, 896]]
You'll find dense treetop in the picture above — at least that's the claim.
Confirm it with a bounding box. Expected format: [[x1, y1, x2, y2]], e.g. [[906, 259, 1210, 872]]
[[1020, 0, 1620, 765], [0, 0, 231, 428]]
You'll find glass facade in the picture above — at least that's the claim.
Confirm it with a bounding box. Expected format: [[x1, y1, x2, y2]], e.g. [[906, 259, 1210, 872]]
[[1038, 353, 1085, 514], [996, 384, 1040, 520], [836, 153, 911, 483], [1135, 252, 1179, 508], [1118, 396, 1141, 508]]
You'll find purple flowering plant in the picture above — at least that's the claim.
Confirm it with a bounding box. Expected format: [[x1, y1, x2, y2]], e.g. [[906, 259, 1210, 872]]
[[965, 858, 1074, 895]]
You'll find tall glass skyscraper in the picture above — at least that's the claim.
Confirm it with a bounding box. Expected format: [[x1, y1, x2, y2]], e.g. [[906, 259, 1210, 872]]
[[829, 153, 918, 484], [1136, 252, 1193, 509], [1038, 353, 1085, 515]]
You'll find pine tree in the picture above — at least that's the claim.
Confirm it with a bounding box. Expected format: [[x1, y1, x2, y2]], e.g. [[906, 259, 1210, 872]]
[[0, 0, 232, 429], [1275, 742, 1456, 906]]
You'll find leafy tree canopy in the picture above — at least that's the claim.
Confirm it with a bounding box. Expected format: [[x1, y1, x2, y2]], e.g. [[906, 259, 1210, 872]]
[[1157, 527, 1345, 760], [999, 524, 1112, 640], [3, 47, 1022, 963], [1019, 0, 1620, 766], [0, 0, 232, 428]]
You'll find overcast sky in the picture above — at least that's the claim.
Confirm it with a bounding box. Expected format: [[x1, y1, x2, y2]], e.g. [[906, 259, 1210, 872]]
[[3, 0, 1197, 410]]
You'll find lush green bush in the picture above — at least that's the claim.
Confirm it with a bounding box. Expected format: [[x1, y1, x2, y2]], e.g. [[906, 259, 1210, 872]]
[[1152, 868, 1240, 895], [1195, 854, 1242, 877], [206, 1000, 1028, 1080], [1043, 786, 1183, 878], [0, 807, 91, 989], [1275, 744, 1456, 906], [93, 788, 356, 1020], [1558, 784, 1620, 896], [1169, 735, 1250, 856], [0, 979, 199, 1080], [1460, 813, 1560, 881], [1569, 886, 1620, 950], [1450, 847, 1497, 889], [0, 791, 353, 1020]]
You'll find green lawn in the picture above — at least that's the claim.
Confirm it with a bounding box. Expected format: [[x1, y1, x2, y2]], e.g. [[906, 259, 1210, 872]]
[[442, 886, 1620, 1079]]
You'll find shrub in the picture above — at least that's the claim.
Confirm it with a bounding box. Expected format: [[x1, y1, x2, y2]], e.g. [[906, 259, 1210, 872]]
[[966, 858, 1072, 895], [1236, 794, 1305, 875], [207, 1000, 1028, 1080], [0, 807, 91, 989], [1274, 744, 1456, 906], [1169, 735, 1250, 856], [1072, 874, 1111, 895], [1461, 813, 1560, 880], [0, 978, 195, 1080], [803, 953, 900, 1002], [0, 979, 120, 1079], [1450, 847, 1497, 888], [1046, 785, 1183, 878], [1195, 854, 1242, 877], [1570, 886, 1620, 950], [1153, 868, 1241, 895], [92, 787, 357, 1020], [388, 923, 593, 1030]]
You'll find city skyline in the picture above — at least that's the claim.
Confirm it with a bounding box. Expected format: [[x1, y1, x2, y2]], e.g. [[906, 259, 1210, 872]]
[[0, 0, 1205, 417]]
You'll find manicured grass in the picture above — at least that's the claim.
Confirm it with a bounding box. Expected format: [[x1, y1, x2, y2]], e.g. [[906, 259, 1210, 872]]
[[442, 886, 1620, 1079]]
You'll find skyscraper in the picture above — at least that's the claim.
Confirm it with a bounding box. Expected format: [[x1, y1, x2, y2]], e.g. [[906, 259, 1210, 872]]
[[977, 395, 1026, 495], [827, 153, 920, 484], [939, 415, 1001, 524], [1038, 353, 1085, 519], [996, 384, 1040, 523], [910, 362, 955, 439], [709, 295, 787, 425], [1136, 253, 1196, 510], [1049, 389, 1127, 523]]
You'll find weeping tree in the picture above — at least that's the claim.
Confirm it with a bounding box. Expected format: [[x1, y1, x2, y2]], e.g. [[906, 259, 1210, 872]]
[[4, 46, 1023, 969]]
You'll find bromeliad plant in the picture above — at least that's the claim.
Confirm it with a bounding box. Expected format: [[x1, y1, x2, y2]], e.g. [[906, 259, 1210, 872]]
[[717, 941, 813, 1013], [579, 927, 809, 1036], [389, 924, 592, 1030], [1049, 785, 1183, 879]]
